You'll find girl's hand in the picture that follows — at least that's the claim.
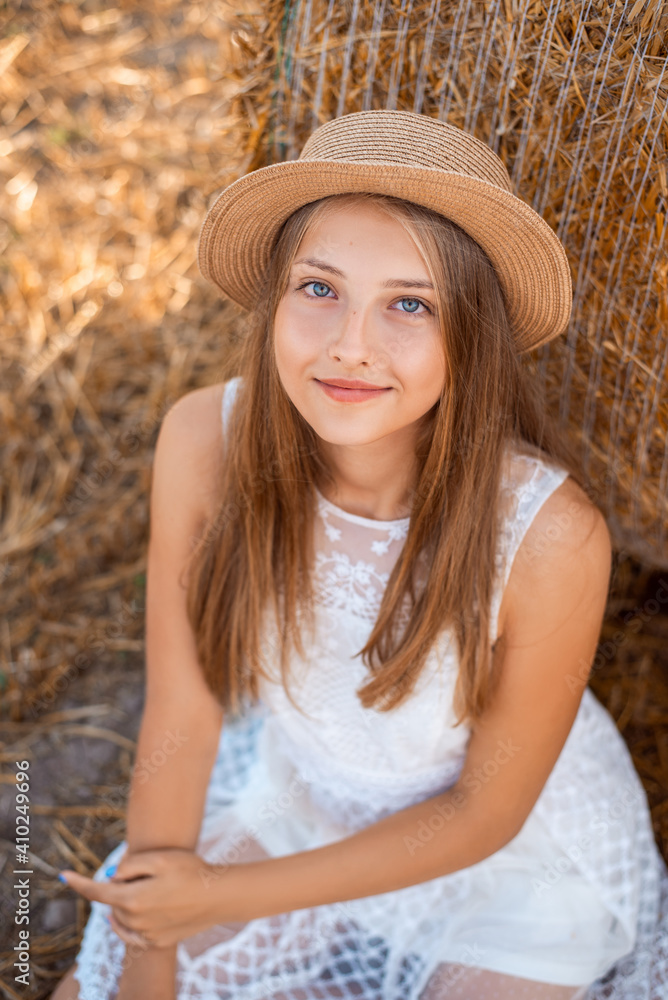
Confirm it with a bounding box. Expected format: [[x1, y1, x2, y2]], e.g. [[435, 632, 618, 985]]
[[59, 848, 226, 949]]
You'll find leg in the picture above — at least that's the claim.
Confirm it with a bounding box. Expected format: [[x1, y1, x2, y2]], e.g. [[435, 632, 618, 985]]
[[419, 963, 588, 1000], [50, 963, 80, 999]]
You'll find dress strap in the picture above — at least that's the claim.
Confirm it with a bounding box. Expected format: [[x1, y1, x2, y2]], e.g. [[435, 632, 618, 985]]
[[489, 454, 570, 645], [221, 375, 242, 439]]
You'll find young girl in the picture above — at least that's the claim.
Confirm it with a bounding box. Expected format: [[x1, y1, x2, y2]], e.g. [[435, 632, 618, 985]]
[[54, 110, 668, 1000]]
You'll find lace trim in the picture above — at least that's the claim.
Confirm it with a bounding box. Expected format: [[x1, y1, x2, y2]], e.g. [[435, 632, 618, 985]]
[[315, 487, 411, 531]]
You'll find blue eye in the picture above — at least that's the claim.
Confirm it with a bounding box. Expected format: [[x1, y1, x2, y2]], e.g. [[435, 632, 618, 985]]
[[296, 280, 334, 299], [398, 298, 425, 313]]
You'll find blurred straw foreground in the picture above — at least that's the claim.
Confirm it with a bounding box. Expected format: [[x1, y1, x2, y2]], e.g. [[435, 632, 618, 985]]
[[0, 2, 666, 998]]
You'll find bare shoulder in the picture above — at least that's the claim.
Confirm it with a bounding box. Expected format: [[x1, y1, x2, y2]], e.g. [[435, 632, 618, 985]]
[[152, 381, 227, 528], [544, 474, 609, 561], [497, 473, 612, 639], [162, 381, 226, 437], [523, 473, 611, 566]]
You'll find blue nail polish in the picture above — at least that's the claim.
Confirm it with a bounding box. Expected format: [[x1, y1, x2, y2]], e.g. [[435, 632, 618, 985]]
[[58, 872, 68, 883], [105, 863, 117, 878]]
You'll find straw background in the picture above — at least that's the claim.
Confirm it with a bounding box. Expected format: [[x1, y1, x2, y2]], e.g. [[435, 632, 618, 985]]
[[0, 2, 666, 997]]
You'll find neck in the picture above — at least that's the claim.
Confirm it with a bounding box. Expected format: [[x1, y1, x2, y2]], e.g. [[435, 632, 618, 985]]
[[318, 432, 420, 521]]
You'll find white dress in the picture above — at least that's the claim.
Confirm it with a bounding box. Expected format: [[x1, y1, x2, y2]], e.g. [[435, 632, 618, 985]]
[[74, 376, 668, 999]]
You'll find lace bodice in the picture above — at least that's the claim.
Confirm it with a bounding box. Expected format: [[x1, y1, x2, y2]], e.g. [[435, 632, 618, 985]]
[[221, 376, 571, 833]]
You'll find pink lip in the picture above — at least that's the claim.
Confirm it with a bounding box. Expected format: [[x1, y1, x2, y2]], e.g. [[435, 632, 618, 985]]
[[317, 378, 389, 389], [315, 378, 391, 403]]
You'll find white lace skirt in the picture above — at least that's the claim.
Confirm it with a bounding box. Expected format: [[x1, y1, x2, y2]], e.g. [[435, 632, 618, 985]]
[[73, 699, 668, 1000]]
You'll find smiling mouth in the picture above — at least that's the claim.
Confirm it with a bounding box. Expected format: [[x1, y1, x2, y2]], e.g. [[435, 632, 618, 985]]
[[315, 379, 392, 402], [316, 379, 390, 390]]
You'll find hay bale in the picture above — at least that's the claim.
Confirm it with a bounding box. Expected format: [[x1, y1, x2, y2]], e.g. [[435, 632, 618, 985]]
[[223, 0, 668, 567]]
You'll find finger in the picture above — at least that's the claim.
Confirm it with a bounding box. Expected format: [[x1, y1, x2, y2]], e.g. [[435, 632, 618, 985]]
[[59, 870, 124, 905], [108, 909, 152, 950], [112, 849, 164, 882]]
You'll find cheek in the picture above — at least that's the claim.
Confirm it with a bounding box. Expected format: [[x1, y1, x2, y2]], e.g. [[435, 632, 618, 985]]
[[384, 325, 445, 380], [273, 307, 324, 388], [274, 301, 317, 355], [273, 304, 296, 364], [420, 325, 447, 379], [372, 326, 411, 373]]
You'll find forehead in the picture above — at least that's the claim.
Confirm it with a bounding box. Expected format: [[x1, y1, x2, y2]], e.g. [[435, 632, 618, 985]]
[[294, 199, 430, 272]]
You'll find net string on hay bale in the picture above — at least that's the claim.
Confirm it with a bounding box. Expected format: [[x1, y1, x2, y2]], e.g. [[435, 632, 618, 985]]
[[222, 0, 668, 568]]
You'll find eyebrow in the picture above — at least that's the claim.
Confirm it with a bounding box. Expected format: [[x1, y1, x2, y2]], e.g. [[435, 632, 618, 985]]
[[293, 257, 434, 290]]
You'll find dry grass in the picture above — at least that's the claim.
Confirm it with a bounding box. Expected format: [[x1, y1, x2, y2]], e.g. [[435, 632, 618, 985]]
[[1, 0, 249, 725], [0, 2, 666, 996]]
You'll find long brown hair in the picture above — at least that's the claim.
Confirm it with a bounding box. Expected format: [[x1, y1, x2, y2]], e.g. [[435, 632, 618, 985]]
[[185, 192, 586, 726]]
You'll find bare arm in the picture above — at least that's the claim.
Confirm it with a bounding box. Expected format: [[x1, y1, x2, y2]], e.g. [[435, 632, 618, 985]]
[[126, 384, 228, 852], [116, 384, 227, 991], [202, 477, 613, 920]]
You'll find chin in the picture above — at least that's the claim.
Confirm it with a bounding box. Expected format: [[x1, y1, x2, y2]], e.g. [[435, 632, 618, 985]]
[[310, 421, 389, 447]]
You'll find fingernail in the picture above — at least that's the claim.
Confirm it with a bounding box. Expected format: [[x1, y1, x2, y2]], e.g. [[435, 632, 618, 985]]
[[58, 872, 68, 884], [105, 863, 117, 878]]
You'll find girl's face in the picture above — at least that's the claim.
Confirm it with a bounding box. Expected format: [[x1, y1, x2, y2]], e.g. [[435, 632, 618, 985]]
[[273, 201, 446, 453]]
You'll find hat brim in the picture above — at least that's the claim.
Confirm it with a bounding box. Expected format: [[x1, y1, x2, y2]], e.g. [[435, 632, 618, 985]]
[[197, 160, 572, 353]]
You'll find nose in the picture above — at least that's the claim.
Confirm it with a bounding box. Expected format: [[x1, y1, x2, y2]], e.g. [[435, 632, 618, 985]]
[[328, 302, 379, 368]]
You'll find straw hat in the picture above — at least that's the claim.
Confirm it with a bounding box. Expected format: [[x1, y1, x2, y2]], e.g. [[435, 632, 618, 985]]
[[198, 109, 572, 353]]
